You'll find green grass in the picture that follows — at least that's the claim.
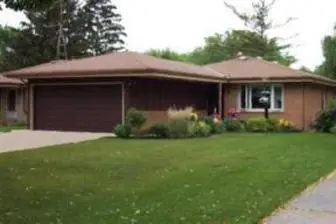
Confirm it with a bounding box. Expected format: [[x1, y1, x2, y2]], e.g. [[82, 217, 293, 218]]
[[0, 123, 27, 133], [1, 133, 336, 224]]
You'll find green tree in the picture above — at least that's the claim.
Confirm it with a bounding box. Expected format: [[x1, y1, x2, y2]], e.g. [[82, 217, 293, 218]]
[[222, 0, 296, 65], [0, 0, 127, 71], [316, 26, 336, 78], [0, 0, 85, 71], [79, 0, 126, 55], [299, 66, 313, 73], [147, 48, 188, 61], [188, 30, 295, 66], [0, 0, 53, 11], [224, 0, 295, 38]]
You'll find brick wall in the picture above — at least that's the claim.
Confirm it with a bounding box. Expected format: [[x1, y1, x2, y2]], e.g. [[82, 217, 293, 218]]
[[223, 83, 328, 130]]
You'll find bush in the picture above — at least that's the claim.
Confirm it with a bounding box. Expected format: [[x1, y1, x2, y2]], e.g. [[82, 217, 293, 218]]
[[266, 118, 280, 132], [114, 124, 132, 138], [168, 119, 194, 138], [126, 108, 147, 132], [330, 125, 336, 134], [204, 116, 224, 134], [194, 121, 212, 137], [246, 117, 269, 132], [314, 110, 334, 132], [277, 119, 299, 133], [150, 123, 169, 138], [226, 119, 242, 132]]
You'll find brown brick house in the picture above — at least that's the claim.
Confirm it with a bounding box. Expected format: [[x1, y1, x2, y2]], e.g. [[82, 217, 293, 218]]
[[4, 52, 225, 132], [0, 75, 27, 123], [4, 52, 336, 132]]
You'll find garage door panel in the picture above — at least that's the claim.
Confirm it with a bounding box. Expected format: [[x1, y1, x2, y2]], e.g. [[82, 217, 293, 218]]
[[34, 85, 122, 132]]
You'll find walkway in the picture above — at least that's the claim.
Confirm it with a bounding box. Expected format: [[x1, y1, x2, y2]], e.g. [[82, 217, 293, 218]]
[[264, 171, 336, 224]]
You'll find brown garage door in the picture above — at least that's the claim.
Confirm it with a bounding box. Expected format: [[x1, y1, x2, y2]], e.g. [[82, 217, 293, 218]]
[[34, 84, 123, 132]]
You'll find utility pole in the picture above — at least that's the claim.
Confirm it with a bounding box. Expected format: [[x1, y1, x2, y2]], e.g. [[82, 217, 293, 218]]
[[56, 0, 68, 60]]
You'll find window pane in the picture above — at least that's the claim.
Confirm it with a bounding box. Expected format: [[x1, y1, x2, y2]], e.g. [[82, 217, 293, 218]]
[[251, 85, 270, 109], [7, 90, 16, 111], [274, 85, 283, 109], [240, 85, 246, 109]]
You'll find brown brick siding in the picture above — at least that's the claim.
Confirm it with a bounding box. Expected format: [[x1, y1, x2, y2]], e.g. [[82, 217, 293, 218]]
[[223, 83, 332, 130]]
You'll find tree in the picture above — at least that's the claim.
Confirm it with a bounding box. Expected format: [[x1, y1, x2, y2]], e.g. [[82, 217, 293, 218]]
[[79, 0, 126, 55], [299, 66, 313, 73], [189, 30, 295, 66], [0, 0, 53, 11], [0, 0, 127, 71], [147, 48, 188, 61], [147, 30, 295, 66], [224, 0, 295, 38], [223, 0, 296, 64], [316, 25, 336, 78], [0, 0, 86, 71]]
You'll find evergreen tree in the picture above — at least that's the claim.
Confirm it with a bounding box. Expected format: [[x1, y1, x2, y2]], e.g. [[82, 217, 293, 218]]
[[80, 0, 126, 55]]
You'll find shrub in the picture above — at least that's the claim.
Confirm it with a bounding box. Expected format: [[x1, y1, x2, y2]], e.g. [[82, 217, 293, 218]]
[[168, 119, 194, 138], [194, 121, 212, 137], [114, 123, 132, 138], [277, 119, 299, 133], [226, 119, 242, 132], [204, 116, 224, 134], [167, 106, 193, 120], [126, 108, 147, 132], [246, 117, 269, 132], [266, 118, 280, 132], [314, 110, 334, 132], [330, 125, 336, 134], [150, 123, 169, 138]]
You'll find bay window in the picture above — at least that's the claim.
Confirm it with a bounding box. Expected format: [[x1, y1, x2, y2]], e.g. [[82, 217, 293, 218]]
[[239, 84, 284, 111]]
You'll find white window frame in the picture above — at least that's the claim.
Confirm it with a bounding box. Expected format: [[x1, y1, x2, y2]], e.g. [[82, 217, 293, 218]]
[[238, 84, 284, 112]]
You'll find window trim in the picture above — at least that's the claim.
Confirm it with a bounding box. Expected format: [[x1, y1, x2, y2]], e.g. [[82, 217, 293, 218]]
[[238, 84, 285, 112]]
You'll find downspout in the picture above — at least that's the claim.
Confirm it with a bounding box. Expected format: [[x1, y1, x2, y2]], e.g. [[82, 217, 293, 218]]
[[302, 84, 306, 131], [218, 82, 223, 118]]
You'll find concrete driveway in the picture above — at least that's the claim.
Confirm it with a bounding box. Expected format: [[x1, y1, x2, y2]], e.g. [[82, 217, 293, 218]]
[[0, 130, 113, 153]]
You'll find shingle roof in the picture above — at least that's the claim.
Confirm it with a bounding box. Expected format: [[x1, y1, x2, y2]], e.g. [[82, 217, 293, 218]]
[[0, 75, 22, 85], [207, 57, 336, 86], [4, 52, 226, 81]]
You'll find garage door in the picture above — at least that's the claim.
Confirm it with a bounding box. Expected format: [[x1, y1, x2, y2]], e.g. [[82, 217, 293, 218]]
[[34, 84, 123, 132]]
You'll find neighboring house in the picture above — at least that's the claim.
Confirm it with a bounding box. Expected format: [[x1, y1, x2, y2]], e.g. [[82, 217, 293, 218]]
[[3, 52, 336, 132], [0, 75, 27, 123]]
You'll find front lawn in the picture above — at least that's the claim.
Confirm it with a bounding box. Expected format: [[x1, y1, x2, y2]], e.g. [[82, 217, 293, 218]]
[[1, 133, 336, 224], [0, 123, 27, 133]]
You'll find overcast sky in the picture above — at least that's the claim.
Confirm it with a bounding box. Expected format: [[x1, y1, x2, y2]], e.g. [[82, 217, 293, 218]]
[[1, 0, 335, 69]]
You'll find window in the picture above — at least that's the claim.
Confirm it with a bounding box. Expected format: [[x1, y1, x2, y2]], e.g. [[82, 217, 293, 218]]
[[239, 84, 284, 111], [7, 90, 16, 112]]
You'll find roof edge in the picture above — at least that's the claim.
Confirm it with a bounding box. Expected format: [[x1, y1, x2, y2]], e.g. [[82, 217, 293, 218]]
[[6, 70, 226, 83]]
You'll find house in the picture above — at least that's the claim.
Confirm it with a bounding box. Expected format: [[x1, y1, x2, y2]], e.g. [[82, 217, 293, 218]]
[[207, 56, 336, 129], [4, 52, 225, 132], [0, 75, 27, 123], [4, 52, 336, 132]]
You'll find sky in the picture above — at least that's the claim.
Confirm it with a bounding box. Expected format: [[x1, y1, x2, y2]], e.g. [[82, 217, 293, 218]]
[[0, 0, 335, 70]]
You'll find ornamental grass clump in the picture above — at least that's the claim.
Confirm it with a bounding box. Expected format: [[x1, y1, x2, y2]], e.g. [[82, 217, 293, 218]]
[[167, 106, 196, 138], [167, 106, 193, 121]]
